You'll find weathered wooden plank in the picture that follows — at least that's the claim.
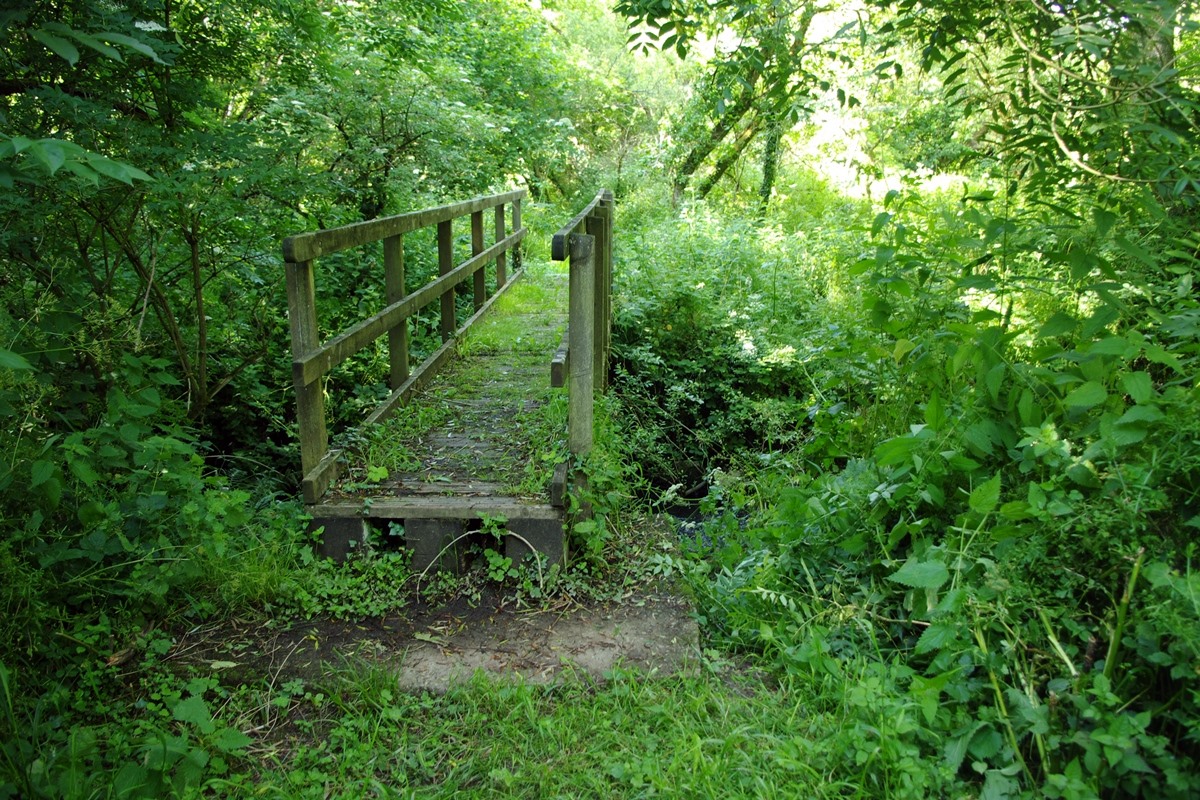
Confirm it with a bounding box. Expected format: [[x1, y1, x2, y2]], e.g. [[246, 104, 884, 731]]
[[285, 258, 329, 490], [587, 209, 608, 391], [549, 460, 569, 507], [550, 328, 569, 388], [309, 497, 564, 520], [302, 446, 343, 505], [512, 197, 522, 270], [472, 209, 486, 311], [384, 234, 409, 389], [568, 234, 595, 458], [283, 189, 525, 262], [551, 189, 612, 261], [361, 266, 525, 427], [387, 481, 508, 496], [599, 198, 614, 391], [293, 231, 525, 387], [494, 204, 507, 289], [438, 219, 455, 342]]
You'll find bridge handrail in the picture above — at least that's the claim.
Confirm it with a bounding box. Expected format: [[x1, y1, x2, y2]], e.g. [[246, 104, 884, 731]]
[[550, 188, 613, 261], [284, 190, 526, 503], [548, 190, 614, 512]]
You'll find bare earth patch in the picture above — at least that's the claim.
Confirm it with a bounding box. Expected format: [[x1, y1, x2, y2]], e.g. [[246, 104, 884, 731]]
[[172, 589, 699, 694]]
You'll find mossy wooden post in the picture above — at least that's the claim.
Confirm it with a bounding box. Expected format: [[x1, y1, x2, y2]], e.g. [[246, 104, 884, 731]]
[[601, 193, 614, 390], [384, 234, 409, 389], [494, 204, 507, 289], [437, 219, 454, 342], [585, 192, 613, 391], [512, 196, 523, 270], [471, 210, 486, 311], [285, 258, 329, 503], [568, 233, 595, 521]]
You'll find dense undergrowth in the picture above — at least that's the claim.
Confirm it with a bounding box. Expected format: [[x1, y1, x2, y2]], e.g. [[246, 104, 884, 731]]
[[609, 159, 1200, 795], [4, 0, 1200, 796]]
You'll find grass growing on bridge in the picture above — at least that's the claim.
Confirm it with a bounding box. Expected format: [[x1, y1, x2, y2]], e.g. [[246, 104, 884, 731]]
[[334, 261, 570, 499]]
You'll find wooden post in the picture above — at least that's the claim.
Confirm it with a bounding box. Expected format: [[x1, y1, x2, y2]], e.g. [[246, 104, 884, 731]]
[[586, 207, 608, 392], [494, 203, 507, 289], [437, 219, 454, 342], [512, 196, 523, 270], [601, 192, 614, 392], [471, 209, 485, 311], [568, 233, 595, 523], [568, 233, 595, 459], [384, 234, 409, 389], [285, 259, 328, 503]]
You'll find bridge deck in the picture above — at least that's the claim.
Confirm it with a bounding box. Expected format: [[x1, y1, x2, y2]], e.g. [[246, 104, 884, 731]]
[[310, 262, 571, 569]]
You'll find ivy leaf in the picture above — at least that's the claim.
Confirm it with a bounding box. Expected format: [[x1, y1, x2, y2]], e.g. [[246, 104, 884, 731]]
[[969, 474, 1001, 516], [888, 559, 950, 590], [1063, 381, 1107, 409]]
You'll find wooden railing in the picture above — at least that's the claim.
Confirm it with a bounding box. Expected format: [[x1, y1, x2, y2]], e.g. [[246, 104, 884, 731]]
[[550, 189, 614, 481], [283, 190, 526, 503]]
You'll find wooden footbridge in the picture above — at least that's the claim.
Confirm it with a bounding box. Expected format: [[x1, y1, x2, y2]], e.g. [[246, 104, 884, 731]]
[[283, 189, 613, 571]]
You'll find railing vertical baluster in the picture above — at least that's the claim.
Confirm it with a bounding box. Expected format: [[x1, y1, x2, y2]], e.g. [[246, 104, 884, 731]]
[[585, 208, 607, 391], [384, 234, 409, 389], [494, 203, 507, 289], [512, 196, 522, 270], [602, 192, 614, 391], [285, 258, 330, 503], [471, 210, 485, 311], [437, 219, 455, 342]]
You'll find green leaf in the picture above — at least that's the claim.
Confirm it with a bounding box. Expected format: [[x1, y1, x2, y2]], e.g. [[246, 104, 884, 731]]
[[888, 559, 950, 590], [1063, 381, 1106, 409], [29, 140, 68, 175], [172, 696, 215, 734], [1114, 235, 1156, 269], [915, 623, 958, 655], [1121, 371, 1154, 404], [95, 32, 165, 63], [30, 29, 79, 65], [212, 727, 253, 753], [1111, 405, 1164, 445], [68, 458, 100, 487], [66, 30, 122, 61], [0, 348, 31, 370], [86, 153, 153, 184], [31, 460, 56, 488], [1036, 311, 1078, 339], [924, 390, 944, 431], [969, 474, 1001, 515]]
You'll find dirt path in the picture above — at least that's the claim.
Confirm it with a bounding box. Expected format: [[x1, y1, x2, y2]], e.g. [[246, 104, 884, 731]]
[[171, 588, 698, 693]]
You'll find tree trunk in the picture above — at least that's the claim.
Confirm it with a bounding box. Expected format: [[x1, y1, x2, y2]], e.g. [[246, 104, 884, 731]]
[[695, 117, 762, 199], [756, 115, 785, 219], [671, 79, 760, 202]]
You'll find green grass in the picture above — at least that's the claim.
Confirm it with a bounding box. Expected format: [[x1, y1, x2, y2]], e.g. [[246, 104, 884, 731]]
[[245, 663, 831, 799]]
